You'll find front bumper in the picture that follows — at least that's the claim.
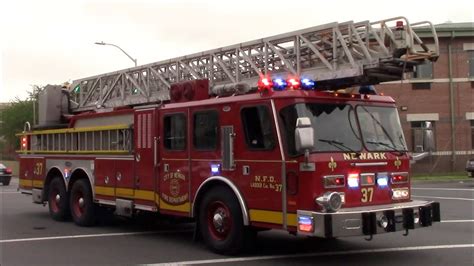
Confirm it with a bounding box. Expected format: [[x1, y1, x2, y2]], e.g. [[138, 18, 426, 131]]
[[297, 200, 440, 238], [0, 174, 12, 182], [466, 169, 473, 177]]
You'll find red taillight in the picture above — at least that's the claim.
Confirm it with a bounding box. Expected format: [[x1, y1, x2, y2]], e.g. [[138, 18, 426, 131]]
[[287, 171, 298, 195], [391, 172, 409, 184], [287, 78, 300, 89], [5, 168, 12, 174]]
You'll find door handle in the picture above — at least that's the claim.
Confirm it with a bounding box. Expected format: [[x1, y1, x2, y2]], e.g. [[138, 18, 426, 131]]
[[116, 172, 122, 181], [164, 164, 169, 172], [154, 137, 158, 166], [243, 165, 250, 175]]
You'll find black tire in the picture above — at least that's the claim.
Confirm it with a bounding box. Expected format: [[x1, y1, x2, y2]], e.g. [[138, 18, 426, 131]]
[[69, 179, 96, 226], [48, 178, 69, 221], [2, 178, 11, 186], [199, 186, 245, 255]]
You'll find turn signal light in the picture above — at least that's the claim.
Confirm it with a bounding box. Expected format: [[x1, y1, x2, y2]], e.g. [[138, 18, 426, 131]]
[[361, 173, 376, 186]]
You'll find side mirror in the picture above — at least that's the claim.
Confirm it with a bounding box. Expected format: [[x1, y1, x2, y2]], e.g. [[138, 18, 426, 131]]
[[295, 117, 314, 153]]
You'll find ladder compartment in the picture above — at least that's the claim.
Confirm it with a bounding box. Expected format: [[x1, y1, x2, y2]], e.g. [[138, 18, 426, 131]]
[[21, 125, 133, 154]]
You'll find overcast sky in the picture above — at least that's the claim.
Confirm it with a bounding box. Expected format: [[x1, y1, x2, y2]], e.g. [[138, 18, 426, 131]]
[[0, 0, 473, 102]]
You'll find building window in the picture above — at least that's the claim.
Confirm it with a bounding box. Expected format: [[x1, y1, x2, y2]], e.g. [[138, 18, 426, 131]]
[[411, 121, 436, 152], [412, 82, 431, 90], [164, 113, 186, 150], [413, 61, 433, 79], [241, 106, 275, 150], [193, 110, 218, 150]]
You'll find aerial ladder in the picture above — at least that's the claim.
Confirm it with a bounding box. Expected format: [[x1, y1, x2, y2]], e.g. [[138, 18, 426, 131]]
[[67, 17, 438, 112]]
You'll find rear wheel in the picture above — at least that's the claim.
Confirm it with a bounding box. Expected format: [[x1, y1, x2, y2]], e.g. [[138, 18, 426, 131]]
[[199, 186, 245, 254], [48, 178, 69, 221], [70, 179, 96, 226]]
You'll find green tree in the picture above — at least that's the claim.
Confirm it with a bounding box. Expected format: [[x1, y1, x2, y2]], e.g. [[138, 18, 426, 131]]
[[0, 85, 42, 158], [0, 98, 34, 153]]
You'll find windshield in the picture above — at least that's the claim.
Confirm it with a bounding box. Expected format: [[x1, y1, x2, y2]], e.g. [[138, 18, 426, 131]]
[[280, 103, 362, 155], [356, 106, 407, 152]]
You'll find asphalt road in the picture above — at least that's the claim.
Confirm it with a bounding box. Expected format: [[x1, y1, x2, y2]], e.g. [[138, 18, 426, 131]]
[[1, 177, 473, 265]]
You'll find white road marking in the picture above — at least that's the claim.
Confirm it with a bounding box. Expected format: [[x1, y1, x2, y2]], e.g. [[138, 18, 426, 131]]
[[412, 195, 474, 201], [441, 220, 474, 223], [149, 244, 474, 265], [412, 188, 474, 191], [0, 229, 192, 244]]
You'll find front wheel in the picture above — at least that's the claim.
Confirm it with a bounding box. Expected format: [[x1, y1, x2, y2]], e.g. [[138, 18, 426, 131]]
[[48, 178, 69, 221], [70, 179, 96, 226], [199, 186, 245, 254]]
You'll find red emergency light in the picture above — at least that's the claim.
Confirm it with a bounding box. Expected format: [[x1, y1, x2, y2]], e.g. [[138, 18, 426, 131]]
[[287, 78, 300, 90], [257, 77, 273, 92], [396, 20, 404, 30], [258, 76, 315, 92]]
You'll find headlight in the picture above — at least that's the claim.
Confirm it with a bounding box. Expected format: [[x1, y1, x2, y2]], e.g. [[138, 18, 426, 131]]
[[316, 192, 342, 212]]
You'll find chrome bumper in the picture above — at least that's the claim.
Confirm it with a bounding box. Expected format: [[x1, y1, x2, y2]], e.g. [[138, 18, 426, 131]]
[[297, 200, 440, 238]]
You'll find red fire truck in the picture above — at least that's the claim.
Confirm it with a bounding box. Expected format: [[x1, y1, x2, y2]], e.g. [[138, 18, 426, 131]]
[[17, 17, 440, 254]]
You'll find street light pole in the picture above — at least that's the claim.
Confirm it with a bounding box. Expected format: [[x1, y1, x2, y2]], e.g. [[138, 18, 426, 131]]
[[94, 41, 137, 67]]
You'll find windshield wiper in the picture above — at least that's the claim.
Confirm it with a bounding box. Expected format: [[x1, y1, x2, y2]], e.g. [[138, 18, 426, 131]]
[[360, 106, 406, 156], [318, 138, 361, 156], [366, 141, 405, 156]]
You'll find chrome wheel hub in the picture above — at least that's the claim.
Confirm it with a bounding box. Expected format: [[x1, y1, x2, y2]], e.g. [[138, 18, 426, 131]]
[[55, 194, 61, 203], [213, 212, 225, 232], [78, 197, 85, 208]]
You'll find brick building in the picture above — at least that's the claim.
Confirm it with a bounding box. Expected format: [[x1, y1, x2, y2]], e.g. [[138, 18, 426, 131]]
[[376, 22, 474, 173]]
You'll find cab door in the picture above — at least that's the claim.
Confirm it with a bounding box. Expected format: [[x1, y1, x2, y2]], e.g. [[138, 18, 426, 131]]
[[159, 110, 190, 216], [234, 104, 285, 226]]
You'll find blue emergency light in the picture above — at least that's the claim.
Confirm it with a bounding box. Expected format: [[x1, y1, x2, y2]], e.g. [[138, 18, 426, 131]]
[[210, 164, 221, 175]]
